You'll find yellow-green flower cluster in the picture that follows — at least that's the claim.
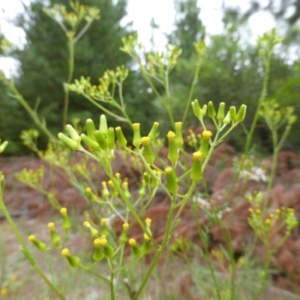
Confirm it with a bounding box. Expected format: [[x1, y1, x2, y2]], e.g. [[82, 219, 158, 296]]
[[93, 235, 114, 260], [127, 218, 153, 256], [58, 115, 116, 160], [15, 166, 45, 186], [191, 99, 247, 128], [248, 206, 298, 243], [186, 128, 201, 149], [67, 66, 128, 102], [28, 207, 73, 251]]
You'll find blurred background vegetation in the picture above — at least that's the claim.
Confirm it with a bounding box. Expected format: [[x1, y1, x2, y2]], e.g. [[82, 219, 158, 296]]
[[0, 0, 300, 155]]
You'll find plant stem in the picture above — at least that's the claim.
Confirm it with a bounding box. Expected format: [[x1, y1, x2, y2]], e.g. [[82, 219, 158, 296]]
[[265, 130, 278, 210], [140, 65, 162, 99], [182, 54, 203, 126], [133, 179, 198, 299], [164, 68, 176, 127], [191, 202, 222, 300], [108, 259, 115, 300], [132, 196, 176, 300], [63, 36, 75, 129], [244, 53, 271, 159], [83, 94, 132, 125], [79, 265, 110, 283], [255, 249, 271, 300], [0, 73, 56, 141], [0, 181, 66, 300]]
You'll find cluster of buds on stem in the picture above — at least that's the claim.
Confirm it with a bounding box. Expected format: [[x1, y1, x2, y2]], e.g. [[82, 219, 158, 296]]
[[128, 218, 153, 256], [28, 207, 72, 251], [191, 100, 247, 129], [58, 115, 115, 161]]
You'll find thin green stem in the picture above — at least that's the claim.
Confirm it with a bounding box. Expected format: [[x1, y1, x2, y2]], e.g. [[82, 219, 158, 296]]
[[118, 81, 125, 110], [99, 160, 154, 248], [165, 68, 170, 97], [166, 105, 175, 129], [264, 123, 292, 212], [114, 244, 127, 291], [265, 130, 278, 206], [139, 65, 162, 99], [108, 259, 115, 300], [0, 73, 56, 141], [163, 67, 176, 127], [132, 194, 177, 300], [182, 55, 203, 126], [194, 220, 221, 300], [82, 94, 132, 125], [0, 186, 66, 299], [244, 54, 271, 158], [74, 21, 93, 43], [63, 36, 75, 129], [255, 248, 271, 300], [79, 264, 110, 283]]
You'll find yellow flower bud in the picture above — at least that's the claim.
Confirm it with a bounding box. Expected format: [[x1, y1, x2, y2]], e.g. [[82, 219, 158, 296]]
[[47, 222, 55, 229], [190, 151, 203, 181], [141, 136, 151, 145], [61, 248, 70, 256], [123, 222, 129, 230], [129, 238, 136, 246], [141, 136, 155, 164], [28, 235, 36, 242], [60, 207, 67, 216], [165, 167, 178, 194], [132, 123, 142, 148], [83, 221, 90, 227], [115, 127, 127, 148], [60, 208, 71, 231], [167, 131, 176, 140], [61, 248, 80, 267], [94, 238, 102, 246], [1, 288, 8, 296], [99, 238, 108, 246], [202, 130, 212, 139], [144, 233, 151, 241]]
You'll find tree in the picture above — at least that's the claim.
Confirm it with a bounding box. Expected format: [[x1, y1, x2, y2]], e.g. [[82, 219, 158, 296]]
[[243, 0, 300, 25], [167, 1, 300, 151], [168, 0, 205, 58], [9, 0, 134, 145]]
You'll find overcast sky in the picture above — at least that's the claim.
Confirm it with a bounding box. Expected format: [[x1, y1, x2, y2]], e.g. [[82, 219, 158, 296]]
[[0, 0, 276, 76]]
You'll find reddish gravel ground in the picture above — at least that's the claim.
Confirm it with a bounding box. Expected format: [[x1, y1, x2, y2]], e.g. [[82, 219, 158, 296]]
[[1, 145, 300, 299]]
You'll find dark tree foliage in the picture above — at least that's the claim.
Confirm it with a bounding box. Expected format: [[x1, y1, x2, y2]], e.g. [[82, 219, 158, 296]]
[[168, 0, 205, 58], [0, 0, 159, 154], [166, 1, 300, 152], [13, 0, 131, 127]]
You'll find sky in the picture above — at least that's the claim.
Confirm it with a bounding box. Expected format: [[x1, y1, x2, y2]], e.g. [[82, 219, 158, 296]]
[[0, 0, 276, 76]]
